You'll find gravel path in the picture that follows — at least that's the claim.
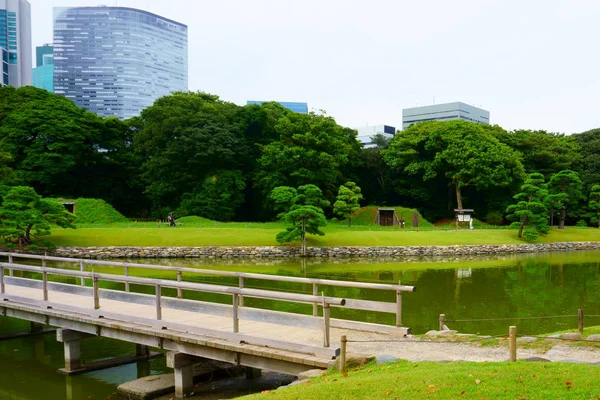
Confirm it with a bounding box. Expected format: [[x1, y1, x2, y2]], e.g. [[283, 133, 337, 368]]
[[332, 329, 600, 364]]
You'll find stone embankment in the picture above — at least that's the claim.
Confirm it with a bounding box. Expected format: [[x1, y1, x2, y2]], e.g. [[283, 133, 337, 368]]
[[49, 241, 600, 259]]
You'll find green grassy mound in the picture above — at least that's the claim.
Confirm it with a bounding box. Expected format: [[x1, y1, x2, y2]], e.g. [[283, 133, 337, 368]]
[[175, 216, 216, 225], [332, 206, 432, 228], [69, 198, 128, 224]]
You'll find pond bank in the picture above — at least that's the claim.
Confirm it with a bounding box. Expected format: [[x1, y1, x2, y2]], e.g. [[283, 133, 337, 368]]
[[43, 241, 600, 258]]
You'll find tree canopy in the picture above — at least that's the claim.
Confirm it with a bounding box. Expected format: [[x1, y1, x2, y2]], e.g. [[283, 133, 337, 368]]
[[333, 182, 363, 226]]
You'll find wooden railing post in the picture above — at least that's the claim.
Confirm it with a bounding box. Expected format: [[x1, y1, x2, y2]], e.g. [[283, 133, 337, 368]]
[[42, 271, 48, 302], [578, 309, 584, 334], [439, 314, 446, 331], [509, 326, 517, 362], [323, 298, 331, 348], [42, 258, 47, 268], [93, 276, 100, 310], [124, 266, 130, 292], [238, 277, 244, 307], [79, 261, 85, 286], [232, 294, 239, 333], [155, 285, 162, 320], [8, 255, 13, 276], [339, 335, 347, 373], [312, 283, 318, 316], [177, 271, 183, 299], [0, 266, 5, 294], [396, 280, 402, 327]]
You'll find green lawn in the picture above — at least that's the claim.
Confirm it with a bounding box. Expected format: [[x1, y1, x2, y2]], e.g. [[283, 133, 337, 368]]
[[44, 224, 600, 247], [241, 360, 600, 400]]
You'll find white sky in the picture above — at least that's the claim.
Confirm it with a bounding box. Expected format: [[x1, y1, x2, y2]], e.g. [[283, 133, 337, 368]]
[[28, 0, 600, 134]]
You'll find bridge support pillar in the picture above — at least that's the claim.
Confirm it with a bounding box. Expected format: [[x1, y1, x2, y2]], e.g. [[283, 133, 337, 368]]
[[245, 367, 262, 379], [30, 321, 44, 333], [166, 352, 196, 398], [57, 329, 94, 373], [136, 344, 150, 358]]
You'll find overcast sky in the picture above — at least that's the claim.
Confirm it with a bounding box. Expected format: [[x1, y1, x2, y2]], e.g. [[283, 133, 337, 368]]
[[28, 0, 600, 134]]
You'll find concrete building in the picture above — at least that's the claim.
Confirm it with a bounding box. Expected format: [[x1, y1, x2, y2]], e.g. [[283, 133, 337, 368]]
[[1, 47, 8, 86], [402, 102, 490, 130], [53, 6, 188, 119], [0, 0, 32, 87], [32, 44, 53, 92], [247, 101, 308, 114], [355, 125, 396, 148]]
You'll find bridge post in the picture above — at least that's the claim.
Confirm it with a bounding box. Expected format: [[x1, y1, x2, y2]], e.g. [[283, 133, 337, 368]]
[[245, 367, 262, 379], [166, 352, 196, 398], [177, 271, 183, 299], [56, 329, 93, 373], [0, 266, 4, 294]]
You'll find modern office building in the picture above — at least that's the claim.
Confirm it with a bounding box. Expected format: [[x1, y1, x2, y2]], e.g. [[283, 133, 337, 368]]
[[53, 6, 188, 119], [1, 47, 8, 86], [402, 102, 490, 130], [0, 0, 32, 87], [247, 100, 309, 114], [32, 44, 53, 92], [355, 125, 396, 148]]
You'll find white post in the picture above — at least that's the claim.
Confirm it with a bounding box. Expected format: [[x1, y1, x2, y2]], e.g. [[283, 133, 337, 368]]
[[156, 285, 162, 320]]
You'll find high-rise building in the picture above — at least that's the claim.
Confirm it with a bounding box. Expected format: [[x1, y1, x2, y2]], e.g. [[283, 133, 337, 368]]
[[355, 125, 396, 148], [402, 102, 490, 130], [32, 44, 53, 92], [247, 100, 308, 114], [0, 0, 32, 87], [1, 47, 8, 86], [53, 6, 188, 119]]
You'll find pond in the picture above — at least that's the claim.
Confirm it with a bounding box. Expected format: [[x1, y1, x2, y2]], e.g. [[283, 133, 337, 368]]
[[1, 250, 600, 399]]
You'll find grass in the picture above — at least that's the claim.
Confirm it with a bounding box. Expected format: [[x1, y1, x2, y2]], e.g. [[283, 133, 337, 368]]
[[44, 223, 600, 247], [240, 360, 600, 399]]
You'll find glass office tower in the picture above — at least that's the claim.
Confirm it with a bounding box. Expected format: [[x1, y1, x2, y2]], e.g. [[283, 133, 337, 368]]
[[32, 45, 53, 92], [53, 6, 188, 119], [247, 100, 309, 114], [0, 0, 32, 87]]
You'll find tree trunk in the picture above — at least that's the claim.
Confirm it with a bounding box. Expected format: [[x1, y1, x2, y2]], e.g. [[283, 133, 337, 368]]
[[559, 208, 566, 230], [598, 213, 600, 228], [549, 209, 554, 228], [301, 218, 307, 257], [348, 217, 351, 227], [518, 216, 527, 238], [455, 184, 463, 210]]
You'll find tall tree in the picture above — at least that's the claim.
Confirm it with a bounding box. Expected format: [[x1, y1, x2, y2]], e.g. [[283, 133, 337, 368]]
[[270, 185, 329, 256], [588, 185, 600, 228], [255, 112, 361, 205], [0, 186, 76, 248], [333, 182, 363, 226], [384, 121, 525, 211], [548, 170, 584, 229], [505, 173, 549, 240], [572, 128, 600, 191]]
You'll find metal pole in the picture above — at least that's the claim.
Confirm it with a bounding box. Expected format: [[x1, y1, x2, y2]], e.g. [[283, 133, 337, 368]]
[[79, 261, 85, 286], [238, 276, 244, 307], [93, 276, 100, 310], [312, 283, 318, 316], [124, 266, 130, 292], [155, 285, 162, 320], [339, 335, 347, 373], [439, 314, 446, 331], [578, 309, 584, 334], [396, 280, 402, 327], [42, 271, 48, 301], [509, 326, 517, 362], [232, 294, 239, 333]]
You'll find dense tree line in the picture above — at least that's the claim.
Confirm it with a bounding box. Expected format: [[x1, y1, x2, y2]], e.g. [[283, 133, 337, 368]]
[[0, 86, 598, 227]]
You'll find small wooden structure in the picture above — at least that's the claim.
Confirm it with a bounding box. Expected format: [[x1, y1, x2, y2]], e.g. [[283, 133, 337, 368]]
[[454, 209, 474, 229], [59, 200, 76, 214], [375, 208, 401, 226]]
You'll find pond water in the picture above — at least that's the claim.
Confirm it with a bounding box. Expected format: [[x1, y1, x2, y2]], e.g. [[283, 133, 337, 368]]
[[1, 250, 600, 399]]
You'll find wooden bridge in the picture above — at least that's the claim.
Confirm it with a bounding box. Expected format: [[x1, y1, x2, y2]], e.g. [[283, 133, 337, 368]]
[[0, 252, 415, 398]]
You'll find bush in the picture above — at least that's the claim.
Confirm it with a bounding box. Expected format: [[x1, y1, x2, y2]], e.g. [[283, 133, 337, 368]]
[[576, 220, 588, 227], [484, 210, 504, 225]]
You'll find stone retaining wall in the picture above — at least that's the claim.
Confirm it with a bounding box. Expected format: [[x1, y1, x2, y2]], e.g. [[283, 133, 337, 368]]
[[47, 241, 600, 259]]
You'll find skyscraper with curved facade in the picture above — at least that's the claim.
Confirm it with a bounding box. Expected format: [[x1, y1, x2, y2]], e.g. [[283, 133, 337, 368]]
[[53, 6, 188, 119]]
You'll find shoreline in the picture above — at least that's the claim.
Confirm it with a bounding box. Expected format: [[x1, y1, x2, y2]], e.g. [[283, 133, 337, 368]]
[[24, 241, 600, 259]]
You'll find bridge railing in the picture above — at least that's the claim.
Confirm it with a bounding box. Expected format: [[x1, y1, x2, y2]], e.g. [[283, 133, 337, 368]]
[[0, 253, 415, 331], [0, 260, 347, 355]]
